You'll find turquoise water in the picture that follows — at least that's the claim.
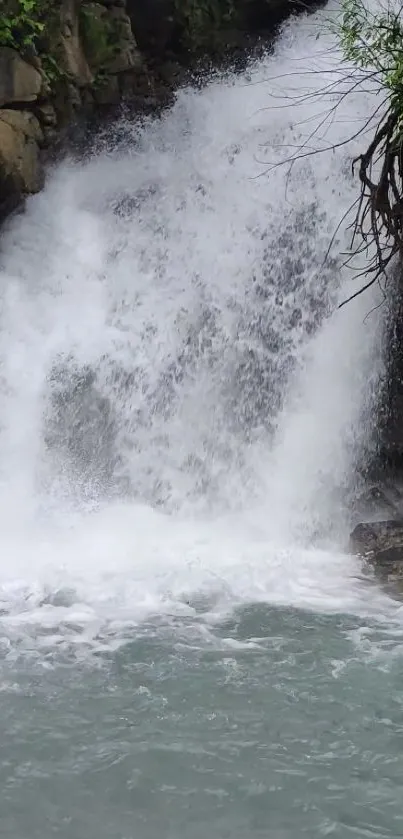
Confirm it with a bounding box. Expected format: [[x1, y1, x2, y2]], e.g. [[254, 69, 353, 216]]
[[2, 607, 403, 838]]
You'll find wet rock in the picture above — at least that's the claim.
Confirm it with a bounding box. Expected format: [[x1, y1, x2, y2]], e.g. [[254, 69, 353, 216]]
[[93, 73, 120, 105], [374, 267, 403, 472], [126, 0, 176, 56], [352, 484, 403, 520], [0, 110, 44, 217], [350, 519, 403, 580], [0, 47, 42, 107], [36, 103, 58, 128], [59, 0, 94, 85], [80, 2, 142, 74]]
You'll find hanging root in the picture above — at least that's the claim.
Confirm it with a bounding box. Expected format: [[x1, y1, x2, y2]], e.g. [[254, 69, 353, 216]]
[[339, 108, 403, 308]]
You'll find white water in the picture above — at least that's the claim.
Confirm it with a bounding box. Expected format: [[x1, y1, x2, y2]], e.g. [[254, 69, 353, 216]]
[[0, 5, 401, 651]]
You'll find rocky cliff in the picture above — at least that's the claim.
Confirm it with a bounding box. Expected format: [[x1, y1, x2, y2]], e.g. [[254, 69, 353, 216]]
[[0, 0, 150, 219], [0, 0, 320, 221]]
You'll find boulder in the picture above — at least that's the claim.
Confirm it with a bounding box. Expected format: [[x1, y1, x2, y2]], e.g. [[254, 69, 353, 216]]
[[350, 519, 403, 580], [0, 47, 42, 107], [0, 110, 44, 217]]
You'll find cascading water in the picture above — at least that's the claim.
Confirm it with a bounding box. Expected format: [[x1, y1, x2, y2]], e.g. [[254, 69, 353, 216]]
[[0, 6, 399, 647], [5, 7, 403, 839]]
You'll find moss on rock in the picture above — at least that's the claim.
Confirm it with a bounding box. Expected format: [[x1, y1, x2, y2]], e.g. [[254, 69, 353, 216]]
[[79, 2, 141, 73]]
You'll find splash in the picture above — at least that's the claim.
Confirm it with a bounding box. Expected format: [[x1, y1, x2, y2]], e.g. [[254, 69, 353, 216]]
[[0, 3, 398, 651]]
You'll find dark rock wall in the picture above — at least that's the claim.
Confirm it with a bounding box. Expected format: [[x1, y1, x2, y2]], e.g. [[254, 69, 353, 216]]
[[376, 269, 403, 473]]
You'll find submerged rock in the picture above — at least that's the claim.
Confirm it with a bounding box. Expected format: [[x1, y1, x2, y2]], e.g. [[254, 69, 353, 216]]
[[350, 520, 403, 581]]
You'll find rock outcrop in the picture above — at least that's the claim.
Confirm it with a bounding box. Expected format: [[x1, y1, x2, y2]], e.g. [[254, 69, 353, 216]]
[[350, 519, 403, 582], [0, 47, 43, 106], [0, 107, 44, 217], [0, 0, 150, 220]]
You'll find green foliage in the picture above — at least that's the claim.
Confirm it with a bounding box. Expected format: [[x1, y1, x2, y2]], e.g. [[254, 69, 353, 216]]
[[328, 0, 403, 302], [0, 0, 67, 89], [79, 4, 119, 70], [41, 51, 65, 83], [0, 0, 44, 51], [337, 0, 403, 109], [174, 0, 237, 50]]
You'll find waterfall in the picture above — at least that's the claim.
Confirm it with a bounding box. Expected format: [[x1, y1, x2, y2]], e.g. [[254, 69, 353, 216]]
[[0, 3, 396, 649]]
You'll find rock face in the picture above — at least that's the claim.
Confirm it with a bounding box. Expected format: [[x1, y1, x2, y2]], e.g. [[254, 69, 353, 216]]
[[350, 519, 403, 581], [125, 0, 176, 56], [80, 3, 142, 73], [58, 0, 94, 85], [352, 484, 403, 520], [0, 47, 43, 107], [0, 0, 148, 219], [377, 270, 403, 471], [349, 479, 403, 582], [0, 109, 44, 218], [126, 0, 322, 58]]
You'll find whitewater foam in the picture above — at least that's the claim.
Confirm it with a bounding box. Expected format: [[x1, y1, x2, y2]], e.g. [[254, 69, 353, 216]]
[[0, 2, 396, 649]]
